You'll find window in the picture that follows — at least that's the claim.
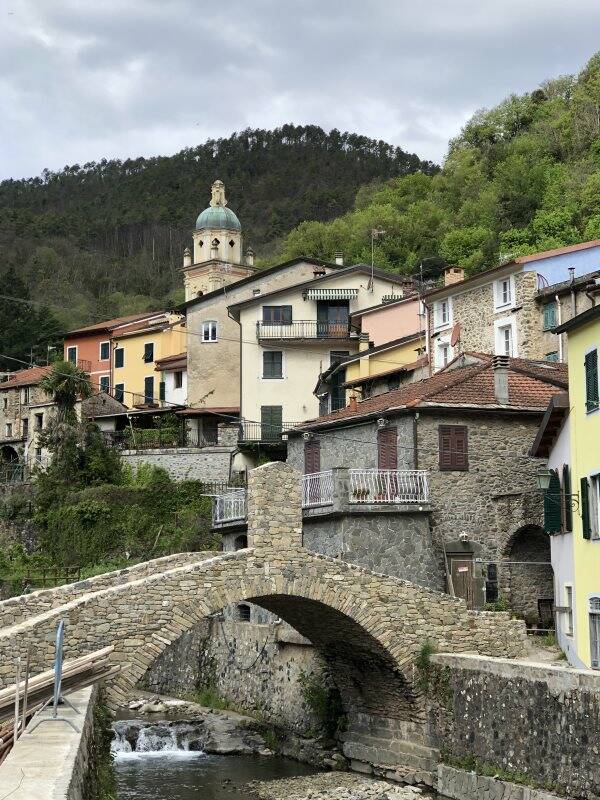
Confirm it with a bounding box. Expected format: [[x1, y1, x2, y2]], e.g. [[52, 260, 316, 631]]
[[562, 464, 573, 533], [114, 347, 124, 369], [21, 387, 29, 404], [304, 440, 321, 474], [263, 351, 283, 379], [261, 405, 282, 441], [22, 418, 28, 438], [143, 343, 154, 363], [35, 447, 42, 463], [590, 597, 600, 669], [99, 341, 110, 361], [433, 298, 452, 330], [174, 371, 183, 389], [67, 346, 77, 364], [159, 381, 166, 402], [330, 351, 349, 411], [436, 339, 451, 369], [581, 475, 600, 540], [202, 320, 218, 342], [34, 413, 43, 431], [262, 305, 292, 325], [377, 427, 398, 470], [234, 535, 248, 551], [114, 384, 124, 403], [200, 417, 218, 446], [144, 377, 154, 404], [5, 423, 12, 438], [2, 398, 7, 410], [387, 375, 400, 392], [565, 585, 574, 636], [317, 301, 349, 337], [485, 563, 498, 604], [99, 376, 110, 393], [543, 302, 557, 331], [585, 349, 599, 412], [494, 318, 516, 357], [237, 604, 251, 622], [493, 276, 514, 310], [439, 425, 468, 471], [545, 351, 559, 362]]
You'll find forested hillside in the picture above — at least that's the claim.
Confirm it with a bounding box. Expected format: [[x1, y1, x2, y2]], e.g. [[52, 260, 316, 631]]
[[281, 53, 600, 278], [0, 126, 433, 338]]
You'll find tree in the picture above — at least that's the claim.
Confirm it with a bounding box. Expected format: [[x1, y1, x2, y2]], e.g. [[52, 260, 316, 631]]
[[40, 360, 92, 423]]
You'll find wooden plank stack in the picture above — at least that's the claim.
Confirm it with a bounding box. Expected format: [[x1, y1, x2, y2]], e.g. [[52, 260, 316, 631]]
[[0, 645, 119, 764]]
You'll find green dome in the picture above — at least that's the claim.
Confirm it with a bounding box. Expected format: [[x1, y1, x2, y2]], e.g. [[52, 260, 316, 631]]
[[195, 205, 241, 231]]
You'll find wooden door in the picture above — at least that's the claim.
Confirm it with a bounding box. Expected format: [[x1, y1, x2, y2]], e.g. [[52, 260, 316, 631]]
[[450, 557, 474, 608], [377, 427, 397, 469]]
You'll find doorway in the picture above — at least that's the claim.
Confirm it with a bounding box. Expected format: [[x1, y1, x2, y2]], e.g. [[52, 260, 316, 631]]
[[448, 554, 474, 608]]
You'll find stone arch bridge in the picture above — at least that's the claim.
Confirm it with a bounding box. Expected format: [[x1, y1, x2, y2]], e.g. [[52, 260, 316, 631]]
[[0, 463, 526, 776]]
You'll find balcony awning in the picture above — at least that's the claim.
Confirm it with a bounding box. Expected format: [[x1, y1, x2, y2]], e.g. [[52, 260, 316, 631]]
[[303, 288, 359, 300]]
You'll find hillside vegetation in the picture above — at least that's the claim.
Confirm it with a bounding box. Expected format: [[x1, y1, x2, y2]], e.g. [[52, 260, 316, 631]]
[[0, 126, 433, 334], [281, 53, 600, 277]]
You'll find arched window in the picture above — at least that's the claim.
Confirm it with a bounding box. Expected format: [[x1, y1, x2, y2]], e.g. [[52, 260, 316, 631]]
[[202, 320, 218, 342], [237, 604, 251, 622], [234, 534, 247, 550]]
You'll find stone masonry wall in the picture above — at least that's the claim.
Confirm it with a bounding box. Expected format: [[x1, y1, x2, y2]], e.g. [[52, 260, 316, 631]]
[[121, 448, 233, 481], [431, 653, 600, 800], [303, 512, 444, 591]]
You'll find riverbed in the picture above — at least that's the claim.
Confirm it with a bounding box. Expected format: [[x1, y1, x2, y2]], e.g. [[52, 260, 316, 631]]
[[113, 750, 318, 800]]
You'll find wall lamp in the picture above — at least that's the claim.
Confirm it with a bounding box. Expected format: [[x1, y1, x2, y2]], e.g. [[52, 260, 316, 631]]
[[535, 467, 579, 510]]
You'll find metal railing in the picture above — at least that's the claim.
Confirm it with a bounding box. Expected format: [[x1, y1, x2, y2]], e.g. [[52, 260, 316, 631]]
[[302, 470, 334, 508], [238, 421, 301, 443], [77, 359, 92, 373], [256, 321, 354, 340], [0, 462, 27, 484], [348, 469, 429, 504], [107, 428, 219, 450], [213, 488, 247, 524]]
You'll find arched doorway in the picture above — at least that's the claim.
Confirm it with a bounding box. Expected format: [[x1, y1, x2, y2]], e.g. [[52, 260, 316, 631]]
[[503, 525, 553, 625], [0, 445, 19, 463]]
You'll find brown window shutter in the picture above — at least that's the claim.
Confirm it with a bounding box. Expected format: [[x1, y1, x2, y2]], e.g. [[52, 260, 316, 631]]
[[377, 427, 397, 469], [439, 425, 468, 471], [304, 440, 321, 474]]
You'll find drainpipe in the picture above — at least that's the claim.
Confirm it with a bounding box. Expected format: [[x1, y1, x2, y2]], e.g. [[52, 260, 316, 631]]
[[424, 304, 431, 376], [412, 412, 419, 470], [555, 294, 563, 362], [569, 267, 576, 318]]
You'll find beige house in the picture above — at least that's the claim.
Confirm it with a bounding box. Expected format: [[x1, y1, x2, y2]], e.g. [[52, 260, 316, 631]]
[[227, 265, 413, 439], [424, 241, 600, 373]]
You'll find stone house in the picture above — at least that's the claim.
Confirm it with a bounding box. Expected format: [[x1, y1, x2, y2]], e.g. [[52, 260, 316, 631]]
[[424, 240, 600, 372], [0, 365, 53, 475], [283, 352, 569, 621]]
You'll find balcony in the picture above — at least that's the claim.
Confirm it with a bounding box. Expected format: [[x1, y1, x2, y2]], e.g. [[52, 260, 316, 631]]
[[212, 468, 430, 528], [107, 427, 219, 450], [238, 421, 301, 443], [77, 359, 92, 374], [213, 488, 246, 525], [349, 469, 429, 504], [256, 321, 356, 341]]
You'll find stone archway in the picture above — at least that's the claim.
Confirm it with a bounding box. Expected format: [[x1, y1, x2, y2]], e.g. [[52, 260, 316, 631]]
[[501, 525, 553, 624], [0, 445, 19, 462]]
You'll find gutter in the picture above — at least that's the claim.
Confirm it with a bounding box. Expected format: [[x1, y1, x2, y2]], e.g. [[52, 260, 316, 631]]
[[555, 294, 563, 362]]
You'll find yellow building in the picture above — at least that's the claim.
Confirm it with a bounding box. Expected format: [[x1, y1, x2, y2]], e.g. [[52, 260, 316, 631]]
[[539, 305, 600, 669], [111, 312, 186, 408], [342, 332, 427, 400]]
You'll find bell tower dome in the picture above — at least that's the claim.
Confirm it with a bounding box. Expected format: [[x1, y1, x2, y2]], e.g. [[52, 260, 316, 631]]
[[182, 180, 256, 301]]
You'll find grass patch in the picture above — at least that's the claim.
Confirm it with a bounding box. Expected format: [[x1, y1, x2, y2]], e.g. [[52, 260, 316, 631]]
[[184, 685, 235, 712]]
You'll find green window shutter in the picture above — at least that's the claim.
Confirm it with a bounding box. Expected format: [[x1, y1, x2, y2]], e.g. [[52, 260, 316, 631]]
[[543, 302, 557, 331], [581, 477, 591, 539], [544, 470, 562, 534], [563, 464, 573, 532], [585, 350, 599, 412], [159, 381, 166, 402]]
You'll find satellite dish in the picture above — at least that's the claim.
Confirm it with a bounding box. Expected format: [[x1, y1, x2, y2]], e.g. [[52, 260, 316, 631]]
[[450, 323, 461, 347]]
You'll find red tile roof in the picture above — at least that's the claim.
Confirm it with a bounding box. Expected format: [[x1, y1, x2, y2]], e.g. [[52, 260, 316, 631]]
[[297, 353, 568, 428], [155, 352, 187, 371], [0, 365, 52, 389], [66, 312, 160, 336]]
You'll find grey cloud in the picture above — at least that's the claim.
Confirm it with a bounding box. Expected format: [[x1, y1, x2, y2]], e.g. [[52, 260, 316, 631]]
[[2, 0, 600, 178]]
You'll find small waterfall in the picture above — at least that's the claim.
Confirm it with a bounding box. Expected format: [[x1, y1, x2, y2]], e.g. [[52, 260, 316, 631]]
[[112, 720, 206, 760]]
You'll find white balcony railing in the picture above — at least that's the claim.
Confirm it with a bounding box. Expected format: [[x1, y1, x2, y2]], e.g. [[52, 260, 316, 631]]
[[348, 469, 429, 504], [213, 488, 246, 524], [302, 470, 334, 508]]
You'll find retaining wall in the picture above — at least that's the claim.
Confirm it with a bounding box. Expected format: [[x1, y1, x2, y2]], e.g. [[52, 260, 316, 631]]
[[431, 653, 600, 800], [121, 447, 233, 481]]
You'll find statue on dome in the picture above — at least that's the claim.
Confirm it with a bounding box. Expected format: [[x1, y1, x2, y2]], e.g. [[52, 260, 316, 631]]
[[210, 179, 227, 207]]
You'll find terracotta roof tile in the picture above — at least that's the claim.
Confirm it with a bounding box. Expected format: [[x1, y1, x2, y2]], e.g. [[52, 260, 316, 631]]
[[66, 312, 160, 336], [0, 365, 52, 389], [298, 353, 568, 428]]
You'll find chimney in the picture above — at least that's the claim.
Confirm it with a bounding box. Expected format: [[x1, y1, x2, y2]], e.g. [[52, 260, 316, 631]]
[[492, 354, 510, 405], [334, 252, 344, 266], [245, 247, 255, 267], [348, 395, 358, 412], [183, 247, 192, 268], [313, 267, 327, 279], [444, 266, 465, 287], [359, 332, 370, 352]]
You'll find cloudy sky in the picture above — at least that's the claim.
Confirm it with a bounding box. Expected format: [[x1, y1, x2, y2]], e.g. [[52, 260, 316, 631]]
[[1, 0, 600, 179]]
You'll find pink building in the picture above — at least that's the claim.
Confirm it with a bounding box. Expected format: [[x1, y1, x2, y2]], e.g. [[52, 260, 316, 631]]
[[351, 296, 423, 347]]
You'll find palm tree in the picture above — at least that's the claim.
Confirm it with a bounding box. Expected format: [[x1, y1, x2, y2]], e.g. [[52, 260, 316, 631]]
[[41, 360, 92, 423]]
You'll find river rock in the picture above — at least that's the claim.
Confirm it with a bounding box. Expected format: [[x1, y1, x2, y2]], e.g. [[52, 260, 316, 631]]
[[247, 772, 427, 800]]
